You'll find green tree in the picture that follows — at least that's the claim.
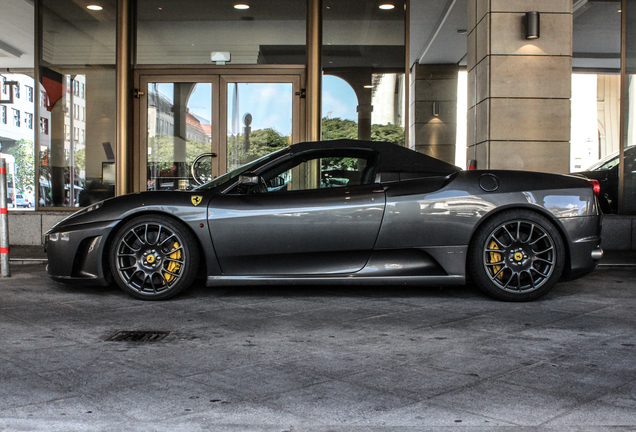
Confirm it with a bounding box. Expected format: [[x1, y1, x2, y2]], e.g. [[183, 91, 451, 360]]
[[5, 139, 35, 193], [322, 117, 358, 141], [372, 123, 405, 146], [74, 147, 86, 174], [322, 117, 405, 146]]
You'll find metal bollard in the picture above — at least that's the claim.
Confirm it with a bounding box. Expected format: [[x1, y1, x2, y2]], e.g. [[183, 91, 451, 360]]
[[0, 158, 10, 277]]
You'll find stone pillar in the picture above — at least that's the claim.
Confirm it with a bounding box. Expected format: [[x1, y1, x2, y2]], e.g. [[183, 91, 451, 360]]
[[467, 0, 572, 173], [409, 63, 458, 165]]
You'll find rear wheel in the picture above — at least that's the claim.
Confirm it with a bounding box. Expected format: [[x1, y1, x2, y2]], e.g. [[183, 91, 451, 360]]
[[109, 215, 199, 300], [468, 210, 565, 301]]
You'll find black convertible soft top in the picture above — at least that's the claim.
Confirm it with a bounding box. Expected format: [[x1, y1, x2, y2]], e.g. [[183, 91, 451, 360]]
[[290, 139, 461, 175]]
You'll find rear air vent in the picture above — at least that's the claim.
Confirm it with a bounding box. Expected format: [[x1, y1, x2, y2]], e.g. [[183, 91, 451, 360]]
[[105, 330, 170, 342]]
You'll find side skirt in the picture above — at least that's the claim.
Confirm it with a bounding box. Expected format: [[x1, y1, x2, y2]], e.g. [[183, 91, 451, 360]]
[[206, 275, 465, 287]]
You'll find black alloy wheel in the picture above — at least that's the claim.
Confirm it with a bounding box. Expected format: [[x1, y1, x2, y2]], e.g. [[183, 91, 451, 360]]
[[469, 210, 565, 301], [109, 215, 199, 300]]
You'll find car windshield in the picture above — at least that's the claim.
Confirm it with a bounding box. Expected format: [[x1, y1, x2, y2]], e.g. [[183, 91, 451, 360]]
[[194, 148, 288, 191]]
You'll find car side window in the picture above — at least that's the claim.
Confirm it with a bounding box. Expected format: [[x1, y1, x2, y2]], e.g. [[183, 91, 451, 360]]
[[262, 153, 375, 193], [598, 157, 620, 171]]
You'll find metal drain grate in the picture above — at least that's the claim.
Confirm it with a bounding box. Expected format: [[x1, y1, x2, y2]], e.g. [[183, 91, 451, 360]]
[[105, 330, 170, 342]]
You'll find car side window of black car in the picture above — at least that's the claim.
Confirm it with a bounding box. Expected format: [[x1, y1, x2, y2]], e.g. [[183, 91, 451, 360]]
[[260, 151, 376, 193]]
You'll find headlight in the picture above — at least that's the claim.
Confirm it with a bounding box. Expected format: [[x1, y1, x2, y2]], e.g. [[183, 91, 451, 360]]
[[46, 232, 70, 242]]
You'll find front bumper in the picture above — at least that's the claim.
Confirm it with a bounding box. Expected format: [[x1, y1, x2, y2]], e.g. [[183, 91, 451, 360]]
[[45, 220, 119, 286]]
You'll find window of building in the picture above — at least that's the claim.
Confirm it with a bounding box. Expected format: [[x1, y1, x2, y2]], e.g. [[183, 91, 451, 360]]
[[26, 85, 33, 102], [1, 76, 6, 95], [12, 109, 20, 127], [41, 0, 117, 207], [26, 112, 33, 129], [40, 90, 47, 107], [1, 106, 6, 124], [321, 1, 405, 144], [14, 83, 20, 99], [40, 117, 49, 135]]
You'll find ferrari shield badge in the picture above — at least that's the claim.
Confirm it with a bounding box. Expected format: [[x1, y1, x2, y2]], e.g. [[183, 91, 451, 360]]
[[191, 196, 203, 206]]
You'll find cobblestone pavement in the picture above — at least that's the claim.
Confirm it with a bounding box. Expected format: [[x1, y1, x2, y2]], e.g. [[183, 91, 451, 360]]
[[0, 264, 635, 431]]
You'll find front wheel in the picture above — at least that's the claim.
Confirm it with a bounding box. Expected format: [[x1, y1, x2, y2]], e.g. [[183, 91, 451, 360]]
[[109, 215, 199, 300], [468, 210, 565, 302]]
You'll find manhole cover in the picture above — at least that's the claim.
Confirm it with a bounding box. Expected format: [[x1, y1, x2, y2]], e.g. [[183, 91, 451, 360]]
[[105, 330, 170, 342]]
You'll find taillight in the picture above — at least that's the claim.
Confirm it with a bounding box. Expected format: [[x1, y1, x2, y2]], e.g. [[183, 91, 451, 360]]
[[588, 179, 600, 196]]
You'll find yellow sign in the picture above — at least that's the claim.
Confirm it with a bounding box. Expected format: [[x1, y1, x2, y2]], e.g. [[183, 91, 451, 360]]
[[191, 196, 203, 206]]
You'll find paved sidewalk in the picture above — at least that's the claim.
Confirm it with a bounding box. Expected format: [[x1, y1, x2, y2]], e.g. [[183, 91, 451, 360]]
[[0, 264, 635, 431]]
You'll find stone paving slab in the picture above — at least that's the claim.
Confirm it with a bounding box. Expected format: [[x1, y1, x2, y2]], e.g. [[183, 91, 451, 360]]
[[0, 264, 635, 430]]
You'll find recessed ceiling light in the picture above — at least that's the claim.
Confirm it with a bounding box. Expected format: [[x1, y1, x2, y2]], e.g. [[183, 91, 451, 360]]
[[379, 4, 395, 10], [86, 4, 103, 10], [234, 4, 249, 9]]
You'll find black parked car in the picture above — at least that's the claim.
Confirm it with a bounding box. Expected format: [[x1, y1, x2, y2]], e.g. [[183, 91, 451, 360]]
[[45, 140, 603, 302], [576, 145, 636, 213]]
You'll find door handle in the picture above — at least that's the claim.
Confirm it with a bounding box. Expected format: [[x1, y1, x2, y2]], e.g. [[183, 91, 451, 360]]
[[372, 186, 388, 193]]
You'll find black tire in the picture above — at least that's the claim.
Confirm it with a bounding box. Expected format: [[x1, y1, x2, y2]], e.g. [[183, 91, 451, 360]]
[[109, 215, 199, 300], [468, 210, 565, 302]]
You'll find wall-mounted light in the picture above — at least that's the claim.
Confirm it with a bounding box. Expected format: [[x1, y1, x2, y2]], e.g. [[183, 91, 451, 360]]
[[234, 4, 250, 9], [86, 4, 103, 10], [379, 4, 395, 10], [432, 101, 441, 117], [525, 11, 540, 40]]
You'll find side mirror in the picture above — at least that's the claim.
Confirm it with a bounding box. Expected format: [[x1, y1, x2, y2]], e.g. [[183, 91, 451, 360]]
[[238, 173, 260, 187]]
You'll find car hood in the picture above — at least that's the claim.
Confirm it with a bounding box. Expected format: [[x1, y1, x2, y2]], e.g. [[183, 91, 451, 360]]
[[48, 190, 211, 232]]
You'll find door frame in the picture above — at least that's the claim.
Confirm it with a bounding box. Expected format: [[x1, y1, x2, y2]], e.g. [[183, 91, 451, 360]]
[[133, 65, 306, 192]]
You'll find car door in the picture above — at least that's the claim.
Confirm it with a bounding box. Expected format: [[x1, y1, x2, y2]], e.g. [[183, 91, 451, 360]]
[[208, 150, 386, 275]]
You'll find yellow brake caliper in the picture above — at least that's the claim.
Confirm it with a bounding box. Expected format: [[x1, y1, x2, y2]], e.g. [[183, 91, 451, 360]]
[[163, 241, 182, 284], [489, 240, 504, 280]]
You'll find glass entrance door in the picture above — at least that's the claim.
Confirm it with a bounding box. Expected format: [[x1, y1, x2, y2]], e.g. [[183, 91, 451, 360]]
[[138, 72, 302, 191], [146, 80, 216, 191]]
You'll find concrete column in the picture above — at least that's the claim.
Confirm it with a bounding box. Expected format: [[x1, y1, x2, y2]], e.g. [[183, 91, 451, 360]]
[[467, 0, 572, 173], [410, 63, 458, 165]]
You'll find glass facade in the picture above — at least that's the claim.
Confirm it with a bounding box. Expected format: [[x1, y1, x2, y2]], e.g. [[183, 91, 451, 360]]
[[0, 73, 37, 210], [39, 0, 117, 207], [136, 0, 306, 65], [624, 0, 636, 212], [1, 0, 634, 214], [321, 1, 405, 143]]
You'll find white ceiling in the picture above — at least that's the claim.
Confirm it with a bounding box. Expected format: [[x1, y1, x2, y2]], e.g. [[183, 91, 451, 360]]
[[0, 0, 34, 69]]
